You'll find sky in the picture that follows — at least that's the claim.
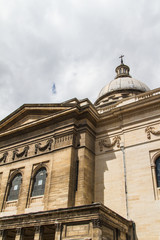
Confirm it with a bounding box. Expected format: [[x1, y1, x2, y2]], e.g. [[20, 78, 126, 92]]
[[0, 0, 160, 120]]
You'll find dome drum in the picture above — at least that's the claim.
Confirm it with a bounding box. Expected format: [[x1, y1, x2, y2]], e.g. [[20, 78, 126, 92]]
[[95, 60, 150, 108]]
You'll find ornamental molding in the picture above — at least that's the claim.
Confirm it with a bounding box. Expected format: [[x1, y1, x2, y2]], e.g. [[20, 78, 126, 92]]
[[145, 126, 160, 139], [0, 152, 8, 163], [99, 136, 121, 151], [12, 146, 29, 160], [35, 139, 53, 154], [0, 133, 74, 165]]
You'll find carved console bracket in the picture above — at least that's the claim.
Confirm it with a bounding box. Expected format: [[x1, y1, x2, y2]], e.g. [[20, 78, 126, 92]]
[[0, 152, 8, 163], [92, 219, 102, 228], [35, 139, 53, 154], [12, 146, 29, 160], [99, 136, 121, 151], [145, 126, 160, 140]]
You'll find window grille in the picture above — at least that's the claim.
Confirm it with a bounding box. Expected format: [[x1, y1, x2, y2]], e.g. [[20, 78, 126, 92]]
[[31, 167, 47, 197], [7, 173, 22, 201]]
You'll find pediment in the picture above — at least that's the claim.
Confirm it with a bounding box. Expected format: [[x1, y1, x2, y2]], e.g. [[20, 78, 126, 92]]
[[0, 103, 74, 133]]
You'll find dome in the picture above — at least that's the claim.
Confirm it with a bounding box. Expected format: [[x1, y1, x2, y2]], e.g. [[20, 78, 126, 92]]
[[98, 77, 150, 98], [95, 57, 150, 107]]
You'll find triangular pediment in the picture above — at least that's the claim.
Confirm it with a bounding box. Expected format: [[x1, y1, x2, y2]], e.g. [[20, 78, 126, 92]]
[[0, 102, 77, 133]]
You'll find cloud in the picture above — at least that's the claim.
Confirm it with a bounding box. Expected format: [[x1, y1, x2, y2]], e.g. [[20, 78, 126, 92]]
[[0, 0, 160, 120]]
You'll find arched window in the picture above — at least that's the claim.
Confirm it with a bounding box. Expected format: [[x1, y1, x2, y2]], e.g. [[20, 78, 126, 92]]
[[31, 167, 47, 197], [7, 173, 22, 201], [156, 157, 160, 188]]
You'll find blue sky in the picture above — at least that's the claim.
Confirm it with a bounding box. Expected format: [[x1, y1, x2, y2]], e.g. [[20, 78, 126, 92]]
[[0, 0, 160, 120]]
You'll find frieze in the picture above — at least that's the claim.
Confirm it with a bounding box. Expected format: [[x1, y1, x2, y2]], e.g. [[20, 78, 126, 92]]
[[145, 126, 160, 139], [12, 146, 29, 160], [35, 139, 53, 154], [0, 134, 74, 164], [99, 136, 121, 151], [0, 152, 8, 163]]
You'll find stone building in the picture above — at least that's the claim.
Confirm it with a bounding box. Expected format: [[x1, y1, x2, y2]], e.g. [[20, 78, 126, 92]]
[[0, 59, 160, 240]]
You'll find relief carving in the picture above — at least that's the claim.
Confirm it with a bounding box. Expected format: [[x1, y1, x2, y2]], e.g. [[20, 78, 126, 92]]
[[0, 152, 8, 163], [145, 126, 160, 139], [12, 146, 29, 160], [99, 136, 121, 151], [35, 139, 53, 154]]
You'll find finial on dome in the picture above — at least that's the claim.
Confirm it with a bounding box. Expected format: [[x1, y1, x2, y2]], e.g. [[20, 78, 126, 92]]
[[115, 57, 131, 79], [119, 55, 124, 64]]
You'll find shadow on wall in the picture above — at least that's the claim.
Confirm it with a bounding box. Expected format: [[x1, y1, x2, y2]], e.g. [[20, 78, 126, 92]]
[[95, 133, 118, 204]]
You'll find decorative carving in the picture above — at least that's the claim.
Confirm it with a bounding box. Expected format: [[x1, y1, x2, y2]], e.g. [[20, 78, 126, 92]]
[[99, 136, 121, 151], [35, 139, 53, 154], [92, 219, 102, 228], [0, 152, 8, 163], [145, 126, 160, 139], [12, 146, 29, 160]]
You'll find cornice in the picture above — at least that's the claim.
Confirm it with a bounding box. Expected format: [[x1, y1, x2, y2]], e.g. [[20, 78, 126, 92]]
[[0, 104, 98, 139], [97, 88, 160, 122], [0, 98, 99, 139], [0, 203, 132, 229]]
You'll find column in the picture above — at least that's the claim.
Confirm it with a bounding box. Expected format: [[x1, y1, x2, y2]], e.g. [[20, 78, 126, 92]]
[[0, 230, 4, 240], [0, 230, 5, 240], [55, 223, 63, 240], [92, 219, 102, 240], [151, 164, 158, 199], [34, 226, 42, 240], [15, 228, 22, 240]]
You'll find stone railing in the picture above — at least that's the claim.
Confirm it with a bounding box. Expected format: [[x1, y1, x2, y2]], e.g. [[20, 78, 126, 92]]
[[97, 88, 160, 114]]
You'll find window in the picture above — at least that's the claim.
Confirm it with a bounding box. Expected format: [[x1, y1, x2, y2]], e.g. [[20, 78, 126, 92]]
[[31, 167, 47, 197], [7, 173, 22, 201], [156, 157, 160, 188]]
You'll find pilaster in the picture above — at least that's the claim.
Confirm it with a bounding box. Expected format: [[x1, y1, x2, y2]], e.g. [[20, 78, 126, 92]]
[[55, 223, 63, 240], [0, 230, 5, 240], [34, 226, 41, 240], [92, 219, 102, 240], [15, 228, 22, 240]]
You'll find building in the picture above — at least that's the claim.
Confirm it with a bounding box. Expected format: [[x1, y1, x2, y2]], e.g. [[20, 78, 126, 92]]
[[0, 58, 160, 240]]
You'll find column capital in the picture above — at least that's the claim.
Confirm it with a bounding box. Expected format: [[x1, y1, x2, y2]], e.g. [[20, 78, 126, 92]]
[[55, 223, 63, 232], [34, 226, 41, 234], [16, 228, 22, 235], [92, 219, 102, 228], [0, 230, 4, 237]]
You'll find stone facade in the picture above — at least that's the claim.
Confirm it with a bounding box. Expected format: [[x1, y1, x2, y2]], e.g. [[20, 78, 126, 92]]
[[0, 62, 160, 239], [0, 100, 133, 240]]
